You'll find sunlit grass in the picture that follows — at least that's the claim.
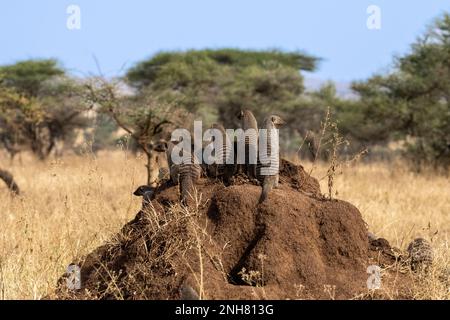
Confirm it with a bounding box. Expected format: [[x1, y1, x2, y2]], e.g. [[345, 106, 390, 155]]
[[0, 151, 448, 299]]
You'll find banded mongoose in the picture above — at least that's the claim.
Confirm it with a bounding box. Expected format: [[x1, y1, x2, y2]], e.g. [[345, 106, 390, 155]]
[[155, 139, 201, 204], [237, 109, 258, 180], [257, 115, 285, 203], [133, 185, 155, 210], [178, 149, 202, 205], [207, 123, 235, 184], [407, 238, 434, 271]]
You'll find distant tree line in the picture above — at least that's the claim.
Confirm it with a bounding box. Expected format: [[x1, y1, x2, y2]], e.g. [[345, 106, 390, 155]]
[[0, 13, 449, 172]]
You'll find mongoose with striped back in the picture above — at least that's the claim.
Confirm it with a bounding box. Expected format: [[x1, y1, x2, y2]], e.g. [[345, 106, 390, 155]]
[[407, 238, 434, 271], [178, 149, 202, 205], [155, 138, 202, 205], [257, 115, 285, 203], [207, 123, 235, 185], [236, 109, 258, 180]]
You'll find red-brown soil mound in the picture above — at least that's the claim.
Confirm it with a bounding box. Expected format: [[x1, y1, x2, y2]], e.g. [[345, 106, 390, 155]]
[[53, 159, 412, 300]]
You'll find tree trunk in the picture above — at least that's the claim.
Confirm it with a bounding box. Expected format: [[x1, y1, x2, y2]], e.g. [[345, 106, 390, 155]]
[[146, 150, 159, 187]]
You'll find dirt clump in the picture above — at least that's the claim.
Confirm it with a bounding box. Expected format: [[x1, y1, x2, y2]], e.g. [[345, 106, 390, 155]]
[[53, 159, 413, 300]]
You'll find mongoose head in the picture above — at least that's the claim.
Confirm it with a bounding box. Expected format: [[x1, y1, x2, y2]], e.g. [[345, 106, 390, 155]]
[[133, 185, 154, 197], [154, 139, 169, 152], [236, 109, 254, 120], [211, 123, 226, 132], [268, 115, 285, 128], [236, 110, 244, 120]]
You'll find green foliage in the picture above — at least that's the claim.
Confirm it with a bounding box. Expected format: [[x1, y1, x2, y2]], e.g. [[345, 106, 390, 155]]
[[217, 63, 305, 127], [84, 78, 188, 149], [90, 113, 119, 152], [126, 49, 318, 128], [2, 16, 449, 170], [0, 60, 91, 159], [352, 13, 450, 169], [126, 49, 318, 89], [0, 59, 64, 97]]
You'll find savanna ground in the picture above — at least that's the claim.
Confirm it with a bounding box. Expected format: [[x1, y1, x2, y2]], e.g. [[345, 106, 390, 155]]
[[0, 149, 449, 300]]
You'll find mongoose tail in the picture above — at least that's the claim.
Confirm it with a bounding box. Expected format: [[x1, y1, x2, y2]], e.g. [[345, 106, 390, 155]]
[[179, 153, 201, 206], [180, 173, 195, 205], [257, 115, 285, 202], [259, 176, 277, 203]]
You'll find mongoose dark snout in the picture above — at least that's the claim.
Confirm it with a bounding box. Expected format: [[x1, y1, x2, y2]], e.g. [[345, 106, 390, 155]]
[[133, 185, 154, 196]]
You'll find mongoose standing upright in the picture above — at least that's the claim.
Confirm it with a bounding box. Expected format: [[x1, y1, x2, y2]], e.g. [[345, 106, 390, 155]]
[[207, 123, 235, 184], [407, 238, 434, 271], [257, 115, 285, 203], [155, 139, 201, 205], [237, 109, 258, 179], [178, 150, 202, 205]]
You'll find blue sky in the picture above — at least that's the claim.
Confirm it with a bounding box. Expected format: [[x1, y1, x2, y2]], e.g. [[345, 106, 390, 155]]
[[0, 1, 449, 82]]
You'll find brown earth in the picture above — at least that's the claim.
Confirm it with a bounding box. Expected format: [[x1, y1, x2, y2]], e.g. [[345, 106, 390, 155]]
[[53, 159, 414, 300]]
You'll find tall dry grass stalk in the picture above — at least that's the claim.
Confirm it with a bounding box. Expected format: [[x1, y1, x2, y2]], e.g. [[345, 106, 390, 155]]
[[297, 158, 450, 299], [0, 150, 145, 299]]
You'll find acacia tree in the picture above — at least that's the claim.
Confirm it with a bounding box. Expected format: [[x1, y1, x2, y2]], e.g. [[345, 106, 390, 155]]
[[126, 49, 318, 126], [0, 60, 92, 160], [85, 78, 187, 185], [0, 87, 26, 162], [125, 49, 320, 160], [352, 13, 450, 170]]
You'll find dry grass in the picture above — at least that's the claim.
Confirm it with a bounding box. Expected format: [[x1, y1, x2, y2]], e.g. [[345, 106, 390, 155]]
[[0, 150, 448, 299], [303, 157, 450, 300]]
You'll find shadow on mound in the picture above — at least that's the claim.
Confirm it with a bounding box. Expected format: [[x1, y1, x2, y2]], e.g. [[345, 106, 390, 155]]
[[53, 159, 410, 300]]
